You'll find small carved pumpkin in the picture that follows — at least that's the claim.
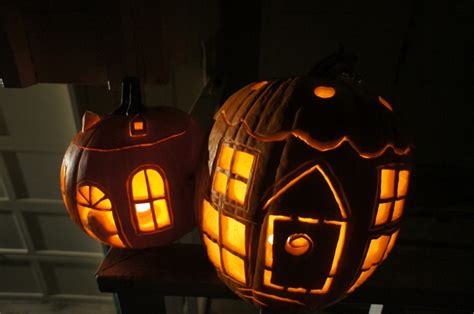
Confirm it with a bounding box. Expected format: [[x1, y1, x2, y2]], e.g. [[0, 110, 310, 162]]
[[61, 78, 204, 248], [197, 54, 412, 310]]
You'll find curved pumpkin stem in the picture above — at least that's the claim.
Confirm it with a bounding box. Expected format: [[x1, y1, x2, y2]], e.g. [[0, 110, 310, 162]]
[[114, 77, 146, 115]]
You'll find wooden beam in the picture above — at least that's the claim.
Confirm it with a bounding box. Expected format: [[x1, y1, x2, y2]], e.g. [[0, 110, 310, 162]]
[[0, 2, 36, 88]]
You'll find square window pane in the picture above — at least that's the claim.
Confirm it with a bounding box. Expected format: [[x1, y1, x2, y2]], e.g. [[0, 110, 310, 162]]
[[221, 214, 246, 256], [231, 150, 254, 179], [213, 171, 228, 195], [379, 169, 396, 199], [202, 200, 219, 240], [222, 248, 246, 284], [397, 170, 410, 197], [374, 202, 391, 226], [228, 179, 247, 204], [217, 145, 233, 171], [203, 235, 221, 270], [392, 199, 405, 221]]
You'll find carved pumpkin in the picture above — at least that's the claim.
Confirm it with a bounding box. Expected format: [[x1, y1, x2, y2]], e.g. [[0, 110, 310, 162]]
[[197, 54, 412, 310], [61, 78, 204, 248]]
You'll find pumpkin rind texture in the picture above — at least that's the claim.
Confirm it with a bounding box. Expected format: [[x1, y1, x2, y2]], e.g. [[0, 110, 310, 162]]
[[61, 107, 204, 249], [197, 75, 412, 310]]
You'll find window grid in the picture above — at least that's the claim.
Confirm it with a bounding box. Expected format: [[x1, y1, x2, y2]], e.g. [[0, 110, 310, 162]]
[[212, 143, 256, 208], [373, 167, 410, 227], [202, 200, 248, 284], [205, 142, 258, 284], [130, 168, 171, 233], [348, 229, 399, 293]]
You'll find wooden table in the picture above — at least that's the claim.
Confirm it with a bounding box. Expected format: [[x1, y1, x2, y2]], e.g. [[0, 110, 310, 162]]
[[96, 242, 474, 313]]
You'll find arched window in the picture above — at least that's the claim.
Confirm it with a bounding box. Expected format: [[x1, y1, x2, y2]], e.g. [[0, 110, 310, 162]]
[[130, 167, 172, 233], [76, 183, 124, 248]]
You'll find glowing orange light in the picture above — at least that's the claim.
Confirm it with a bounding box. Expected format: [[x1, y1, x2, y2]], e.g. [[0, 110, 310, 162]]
[[60, 162, 66, 198], [383, 230, 400, 260], [264, 164, 347, 219], [374, 202, 391, 225], [378, 96, 393, 111], [264, 269, 284, 290], [231, 150, 255, 179], [397, 170, 410, 197], [380, 169, 396, 199], [202, 200, 220, 239], [362, 235, 391, 270], [203, 235, 222, 270], [133, 121, 144, 131], [108, 235, 125, 248], [130, 168, 172, 232], [392, 199, 405, 221], [285, 234, 313, 256], [265, 215, 291, 268], [147, 169, 165, 198], [76, 184, 124, 247], [153, 199, 171, 227], [349, 230, 400, 293], [267, 234, 274, 245], [251, 81, 269, 91], [327, 220, 346, 276], [297, 217, 319, 224], [135, 203, 155, 232], [310, 277, 333, 294], [314, 86, 336, 99], [131, 170, 149, 201], [263, 215, 345, 295], [221, 214, 246, 256], [73, 131, 186, 152], [222, 248, 246, 284], [348, 266, 377, 293], [228, 178, 247, 204], [218, 145, 233, 170], [213, 171, 228, 195], [218, 111, 411, 158], [288, 287, 307, 293]]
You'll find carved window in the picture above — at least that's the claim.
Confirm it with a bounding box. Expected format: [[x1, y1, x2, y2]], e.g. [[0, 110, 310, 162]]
[[130, 168, 171, 233], [212, 143, 256, 207], [373, 167, 410, 226]]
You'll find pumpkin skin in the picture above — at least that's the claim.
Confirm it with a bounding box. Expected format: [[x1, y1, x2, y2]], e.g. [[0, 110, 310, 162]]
[[61, 107, 204, 249], [197, 73, 412, 310]]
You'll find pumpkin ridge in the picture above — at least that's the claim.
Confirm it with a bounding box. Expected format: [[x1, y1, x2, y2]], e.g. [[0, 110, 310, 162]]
[[216, 110, 410, 159], [249, 79, 294, 136], [239, 80, 281, 146], [233, 86, 269, 147]]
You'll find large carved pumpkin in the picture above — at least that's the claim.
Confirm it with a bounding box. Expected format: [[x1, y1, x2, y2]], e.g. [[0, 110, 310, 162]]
[[61, 78, 204, 248], [197, 54, 412, 310]]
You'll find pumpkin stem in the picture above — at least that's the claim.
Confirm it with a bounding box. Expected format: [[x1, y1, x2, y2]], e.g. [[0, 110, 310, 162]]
[[308, 46, 359, 79], [114, 77, 146, 115]]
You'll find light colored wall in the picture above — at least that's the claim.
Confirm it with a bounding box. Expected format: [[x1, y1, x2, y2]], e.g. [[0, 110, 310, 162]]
[[0, 84, 108, 302]]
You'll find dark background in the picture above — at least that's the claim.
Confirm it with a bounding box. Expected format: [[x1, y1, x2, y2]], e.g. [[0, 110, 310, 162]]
[[0, 0, 472, 313]]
